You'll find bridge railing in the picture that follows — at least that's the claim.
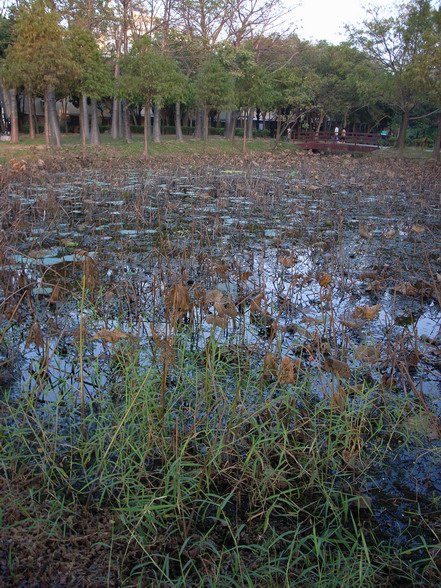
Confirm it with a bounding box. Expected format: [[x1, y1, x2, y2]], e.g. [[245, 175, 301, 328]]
[[293, 130, 382, 146]]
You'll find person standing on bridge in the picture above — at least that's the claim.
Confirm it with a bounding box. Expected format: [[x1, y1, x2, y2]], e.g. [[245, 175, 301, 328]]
[[334, 126, 339, 141], [341, 128, 346, 143], [380, 128, 389, 146]]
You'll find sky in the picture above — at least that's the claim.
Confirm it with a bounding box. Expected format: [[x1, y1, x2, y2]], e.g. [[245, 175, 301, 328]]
[[287, 0, 399, 44]]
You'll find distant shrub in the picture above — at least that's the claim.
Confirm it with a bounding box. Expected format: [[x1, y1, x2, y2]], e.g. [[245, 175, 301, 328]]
[[21, 123, 45, 134]]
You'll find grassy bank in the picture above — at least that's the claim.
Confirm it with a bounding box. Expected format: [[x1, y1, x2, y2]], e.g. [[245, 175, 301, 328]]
[[0, 134, 289, 166], [0, 133, 436, 167], [2, 329, 439, 587]]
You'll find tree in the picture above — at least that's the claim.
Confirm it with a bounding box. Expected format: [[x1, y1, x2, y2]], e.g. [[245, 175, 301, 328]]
[[0, 14, 18, 142], [254, 35, 315, 140], [411, 5, 441, 161], [4, 0, 76, 147], [224, 43, 275, 150], [349, 0, 435, 152], [271, 64, 316, 140], [119, 36, 183, 158], [66, 26, 113, 145], [58, 0, 113, 33], [193, 53, 235, 144], [174, 0, 289, 140], [175, 0, 232, 48], [296, 41, 384, 134]]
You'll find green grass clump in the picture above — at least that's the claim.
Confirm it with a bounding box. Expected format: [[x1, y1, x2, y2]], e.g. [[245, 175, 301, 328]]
[[1, 332, 439, 587], [0, 132, 434, 168], [0, 134, 296, 167]]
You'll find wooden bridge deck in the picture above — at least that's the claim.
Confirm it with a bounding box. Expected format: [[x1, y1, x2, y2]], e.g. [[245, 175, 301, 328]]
[[292, 131, 385, 153]]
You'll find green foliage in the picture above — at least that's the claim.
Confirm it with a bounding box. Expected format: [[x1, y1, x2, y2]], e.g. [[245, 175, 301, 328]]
[[1, 329, 439, 585], [297, 42, 381, 122], [59, 0, 113, 36], [21, 122, 45, 134], [349, 0, 437, 145], [194, 54, 235, 111], [119, 36, 183, 107], [0, 0, 438, 148], [161, 125, 269, 137], [216, 41, 281, 117], [66, 26, 113, 99], [233, 44, 277, 112], [0, 15, 12, 59], [3, 0, 76, 93]]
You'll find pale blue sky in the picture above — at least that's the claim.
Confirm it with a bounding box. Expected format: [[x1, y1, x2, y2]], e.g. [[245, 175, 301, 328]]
[[288, 0, 399, 44]]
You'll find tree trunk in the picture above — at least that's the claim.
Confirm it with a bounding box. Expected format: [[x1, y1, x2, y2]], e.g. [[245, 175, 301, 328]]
[[111, 97, 120, 139], [62, 98, 68, 133], [316, 111, 325, 134], [9, 89, 19, 143], [432, 114, 441, 163], [275, 113, 282, 142], [143, 98, 149, 159], [246, 109, 253, 140], [193, 110, 203, 139], [153, 105, 161, 143], [90, 99, 101, 146], [80, 94, 90, 146], [0, 82, 11, 135], [175, 101, 183, 142], [225, 111, 237, 140], [147, 104, 152, 139], [33, 106, 39, 135], [44, 91, 50, 147], [242, 109, 248, 152], [46, 90, 61, 147], [28, 91, 36, 139], [396, 107, 410, 153], [118, 103, 124, 139], [111, 53, 122, 140], [122, 100, 131, 143], [224, 111, 231, 138], [204, 107, 209, 146]]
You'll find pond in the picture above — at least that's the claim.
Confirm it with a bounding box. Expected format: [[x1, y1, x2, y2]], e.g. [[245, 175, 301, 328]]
[[1, 154, 440, 578]]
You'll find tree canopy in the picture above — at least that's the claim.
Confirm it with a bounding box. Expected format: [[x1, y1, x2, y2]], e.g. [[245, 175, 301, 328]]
[[0, 0, 440, 156]]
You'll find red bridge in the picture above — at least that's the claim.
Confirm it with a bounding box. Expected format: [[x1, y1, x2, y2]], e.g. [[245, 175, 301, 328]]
[[292, 130, 385, 153]]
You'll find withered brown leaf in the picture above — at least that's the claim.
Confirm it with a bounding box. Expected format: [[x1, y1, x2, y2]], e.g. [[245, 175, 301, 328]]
[[318, 273, 332, 288], [393, 282, 419, 297], [83, 256, 99, 290], [25, 321, 44, 349], [410, 224, 426, 234], [359, 223, 372, 240], [278, 356, 301, 385], [352, 304, 381, 320], [263, 352, 278, 381], [330, 387, 347, 411], [165, 283, 191, 316], [92, 329, 129, 344], [323, 357, 351, 379], [279, 256, 298, 268], [205, 289, 224, 304], [206, 315, 228, 329]]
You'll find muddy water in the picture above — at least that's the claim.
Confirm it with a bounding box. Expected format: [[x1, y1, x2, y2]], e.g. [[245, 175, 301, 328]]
[[3, 169, 439, 399], [1, 164, 440, 549]]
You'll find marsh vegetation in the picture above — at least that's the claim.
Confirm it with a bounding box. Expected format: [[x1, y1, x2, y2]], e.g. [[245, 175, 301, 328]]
[[0, 149, 440, 586]]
